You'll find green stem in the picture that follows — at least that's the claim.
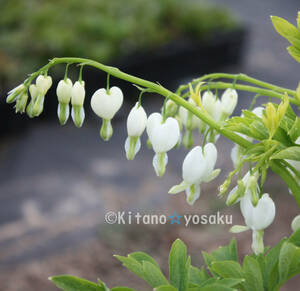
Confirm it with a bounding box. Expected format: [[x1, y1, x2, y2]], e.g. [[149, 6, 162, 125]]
[[182, 82, 298, 105], [27, 57, 253, 149], [177, 73, 297, 98]]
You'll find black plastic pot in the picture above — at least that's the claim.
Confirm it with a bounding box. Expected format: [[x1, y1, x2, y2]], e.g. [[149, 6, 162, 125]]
[[0, 27, 248, 137]]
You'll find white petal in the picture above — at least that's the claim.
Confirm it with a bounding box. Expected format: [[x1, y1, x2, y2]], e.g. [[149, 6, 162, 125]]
[[252, 106, 264, 118], [185, 184, 201, 205], [152, 152, 168, 176], [182, 146, 207, 184], [221, 88, 238, 116], [150, 117, 180, 153], [90, 86, 123, 120], [127, 102, 147, 136], [146, 112, 162, 138], [57, 79, 73, 103], [71, 81, 85, 106], [125, 136, 141, 160]]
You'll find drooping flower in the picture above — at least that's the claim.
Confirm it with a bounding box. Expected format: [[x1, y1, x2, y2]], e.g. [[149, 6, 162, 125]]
[[71, 81, 85, 128], [169, 143, 220, 205], [125, 102, 147, 160], [146, 113, 180, 177], [32, 75, 52, 117], [6, 83, 26, 104], [91, 86, 123, 141], [220, 88, 238, 117], [56, 78, 73, 125], [202, 91, 222, 122]]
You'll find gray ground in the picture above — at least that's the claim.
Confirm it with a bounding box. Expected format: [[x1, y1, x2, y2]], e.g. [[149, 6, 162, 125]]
[[0, 0, 300, 290]]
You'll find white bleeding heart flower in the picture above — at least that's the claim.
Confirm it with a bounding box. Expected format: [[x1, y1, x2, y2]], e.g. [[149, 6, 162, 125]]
[[91, 86, 123, 120], [146, 113, 180, 176], [36, 75, 52, 96], [71, 81, 85, 128], [125, 102, 147, 160], [57, 79, 73, 104], [291, 214, 300, 232], [169, 143, 220, 205], [57, 79, 73, 125], [91, 86, 123, 141], [221, 88, 238, 116], [202, 91, 222, 121]]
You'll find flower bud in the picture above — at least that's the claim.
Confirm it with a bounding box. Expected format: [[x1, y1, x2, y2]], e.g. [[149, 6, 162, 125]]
[[15, 92, 28, 114], [202, 91, 222, 121], [226, 180, 246, 206], [6, 84, 25, 104], [57, 79, 73, 104], [71, 81, 85, 106], [291, 214, 300, 232], [252, 106, 264, 118], [127, 102, 147, 137], [91, 87, 123, 120], [221, 88, 238, 116], [165, 100, 178, 117], [36, 75, 52, 96], [26, 84, 39, 118]]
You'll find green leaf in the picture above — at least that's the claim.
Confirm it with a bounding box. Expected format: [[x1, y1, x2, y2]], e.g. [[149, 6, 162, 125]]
[[288, 228, 300, 246], [129, 252, 159, 268], [271, 146, 300, 161], [271, 16, 300, 39], [114, 255, 144, 279], [278, 242, 300, 283], [197, 284, 234, 291], [217, 278, 245, 287], [242, 256, 264, 291], [288, 45, 300, 63], [142, 261, 169, 288], [189, 266, 210, 286], [211, 261, 243, 279], [110, 288, 136, 291], [169, 239, 189, 291], [155, 285, 178, 291], [289, 117, 300, 142], [208, 239, 238, 262], [50, 275, 102, 291]]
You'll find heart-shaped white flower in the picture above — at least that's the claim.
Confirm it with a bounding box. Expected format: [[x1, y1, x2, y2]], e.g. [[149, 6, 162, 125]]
[[147, 113, 180, 153], [91, 86, 123, 120], [36, 75, 52, 96], [240, 193, 275, 230]]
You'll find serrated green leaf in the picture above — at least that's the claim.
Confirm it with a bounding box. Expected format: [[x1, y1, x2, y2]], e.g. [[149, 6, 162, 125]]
[[50, 275, 103, 291], [142, 261, 169, 288], [271, 16, 300, 39], [271, 146, 300, 161], [169, 239, 188, 291], [279, 242, 300, 283], [243, 256, 264, 291]]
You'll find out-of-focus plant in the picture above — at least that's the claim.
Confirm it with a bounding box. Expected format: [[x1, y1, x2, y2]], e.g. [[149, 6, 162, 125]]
[[0, 0, 238, 83]]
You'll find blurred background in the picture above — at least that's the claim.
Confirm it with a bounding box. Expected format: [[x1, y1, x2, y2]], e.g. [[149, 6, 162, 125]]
[[0, 0, 299, 290]]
